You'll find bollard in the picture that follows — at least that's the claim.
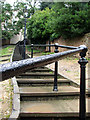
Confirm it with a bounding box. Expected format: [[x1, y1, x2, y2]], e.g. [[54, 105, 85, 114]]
[[78, 45, 88, 120], [53, 43, 59, 91]]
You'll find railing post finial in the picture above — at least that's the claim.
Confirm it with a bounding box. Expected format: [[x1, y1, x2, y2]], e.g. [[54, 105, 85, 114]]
[[54, 43, 59, 53], [79, 45, 88, 58]]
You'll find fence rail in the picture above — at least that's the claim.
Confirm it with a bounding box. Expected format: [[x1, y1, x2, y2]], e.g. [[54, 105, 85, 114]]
[[20, 44, 78, 49]]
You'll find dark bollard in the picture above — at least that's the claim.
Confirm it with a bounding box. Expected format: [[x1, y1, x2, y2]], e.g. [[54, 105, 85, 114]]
[[53, 43, 59, 91], [78, 45, 88, 120], [31, 44, 33, 58]]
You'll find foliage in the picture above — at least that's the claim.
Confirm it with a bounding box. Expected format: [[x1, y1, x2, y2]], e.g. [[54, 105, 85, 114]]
[[1, 1, 89, 44], [27, 8, 55, 44], [1, 1, 25, 41], [52, 2, 90, 39], [39, 2, 54, 10], [1, 2, 14, 41], [27, 2, 90, 43], [1, 0, 41, 42]]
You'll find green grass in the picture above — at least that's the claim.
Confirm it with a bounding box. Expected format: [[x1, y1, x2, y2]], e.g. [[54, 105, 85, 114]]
[[0, 46, 14, 56], [49, 71, 53, 74], [67, 70, 71, 73], [5, 114, 10, 118], [26, 46, 41, 53], [42, 52, 54, 55], [86, 58, 90, 61]]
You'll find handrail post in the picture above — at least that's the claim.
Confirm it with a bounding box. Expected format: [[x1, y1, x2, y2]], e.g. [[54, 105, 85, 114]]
[[78, 45, 88, 120], [53, 43, 59, 91], [49, 39, 51, 52], [31, 44, 33, 58]]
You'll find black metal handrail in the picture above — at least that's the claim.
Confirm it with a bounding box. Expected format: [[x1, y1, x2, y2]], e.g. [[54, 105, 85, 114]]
[[0, 45, 87, 81], [21, 43, 79, 58], [20, 44, 78, 49], [0, 44, 88, 120]]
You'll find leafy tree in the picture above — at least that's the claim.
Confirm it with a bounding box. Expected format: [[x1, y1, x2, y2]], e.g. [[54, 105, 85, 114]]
[[0, 0, 41, 43], [27, 2, 90, 43], [52, 2, 90, 39], [1, 2, 14, 41], [27, 8, 55, 44], [39, 2, 54, 10], [13, 0, 41, 40]]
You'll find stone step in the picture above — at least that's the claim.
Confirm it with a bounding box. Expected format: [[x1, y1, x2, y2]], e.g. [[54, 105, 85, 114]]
[[20, 86, 80, 99], [27, 68, 51, 72], [0, 58, 9, 62], [20, 86, 79, 94], [25, 71, 54, 74], [19, 116, 90, 120], [0, 54, 11, 57], [17, 73, 64, 79], [17, 74, 61, 79], [17, 79, 70, 86], [20, 97, 90, 118]]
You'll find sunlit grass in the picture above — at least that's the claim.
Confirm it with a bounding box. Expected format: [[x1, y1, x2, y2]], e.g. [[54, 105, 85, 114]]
[[0, 46, 14, 56], [42, 52, 54, 55]]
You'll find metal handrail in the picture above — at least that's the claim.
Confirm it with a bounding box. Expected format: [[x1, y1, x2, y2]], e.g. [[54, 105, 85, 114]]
[[0, 45, 87, 81], [20, 44, 78, 49]]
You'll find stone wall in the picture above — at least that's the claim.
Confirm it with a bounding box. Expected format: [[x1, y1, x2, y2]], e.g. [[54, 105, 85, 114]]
[[46, 33, 90, 58], [10, 32, 23, 44]]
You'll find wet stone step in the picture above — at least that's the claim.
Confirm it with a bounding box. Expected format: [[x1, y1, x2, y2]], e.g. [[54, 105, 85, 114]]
[[20, 97, 90, 119], [17, 79, 71, 87], [17, 73, 64, 79], [20, 92, 80, 101], [19, 73, 54, 76], [20, 86, 80, 99], [30, 69, 51, 72], [24, 72, 54, 74], [26, 68, 51, 72], [20, 99, 79, 114]]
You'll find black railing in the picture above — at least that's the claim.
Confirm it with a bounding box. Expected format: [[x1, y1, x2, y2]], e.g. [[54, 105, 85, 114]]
[[0, 44, 88, 120], [24, 44, 78, 58]]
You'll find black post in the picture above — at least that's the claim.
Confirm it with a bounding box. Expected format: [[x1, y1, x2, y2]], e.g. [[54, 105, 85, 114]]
[[49, 39, 51, 52], [53, 43, 59, 91], [31, 44, 33, 58], [23, 7, 27, 59], [78, 45, 88, 120], [23, 18, 27, 59]]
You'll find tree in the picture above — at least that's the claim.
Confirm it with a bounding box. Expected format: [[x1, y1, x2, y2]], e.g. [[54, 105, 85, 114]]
[[27, 8, 55, 44], [39, 2, 54, 10], [52, 2, 90, 39], [13, 0, 41, 39], [1, 2, 14, 41]]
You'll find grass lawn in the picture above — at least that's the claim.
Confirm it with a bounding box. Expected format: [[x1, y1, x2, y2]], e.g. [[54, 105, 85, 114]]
[[0, 46, 14, 56]]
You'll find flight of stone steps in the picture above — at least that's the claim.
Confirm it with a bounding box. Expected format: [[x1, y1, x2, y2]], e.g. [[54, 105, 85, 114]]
[[0, 54, 11, 63], [14, 66, 90, 120], [0, 46, 14, 64]]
